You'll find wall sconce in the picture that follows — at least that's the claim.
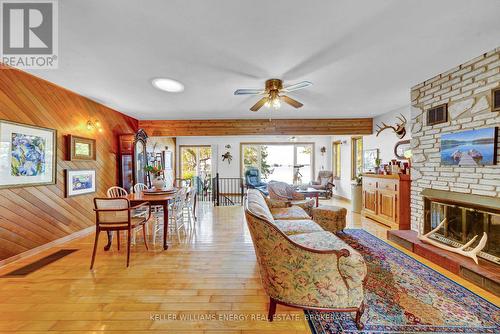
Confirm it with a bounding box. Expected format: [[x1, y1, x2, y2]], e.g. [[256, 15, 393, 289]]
[[320, 146, 326, 156], [225, 144, 232, 149], [86, 119, 103, 132]]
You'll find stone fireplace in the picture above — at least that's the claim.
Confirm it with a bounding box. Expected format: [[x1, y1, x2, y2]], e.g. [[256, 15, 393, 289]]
[[410, 47, 500, 234], [388, 48, 500, 295], [422, 189, 500, 264]]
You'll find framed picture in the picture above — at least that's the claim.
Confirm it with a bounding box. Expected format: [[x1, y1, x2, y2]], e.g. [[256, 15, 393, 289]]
[[65, 169, 96, 197], [67, 135, 96, 161], [363, 149, 379, 172], [0, 120, 57, 189], [164, 150, 173, 170], [441, 127, 498, 166]]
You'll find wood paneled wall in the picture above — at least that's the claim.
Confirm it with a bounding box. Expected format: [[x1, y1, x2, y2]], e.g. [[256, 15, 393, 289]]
[[0, 68, 138, 261], [140, 118, 373, 136]]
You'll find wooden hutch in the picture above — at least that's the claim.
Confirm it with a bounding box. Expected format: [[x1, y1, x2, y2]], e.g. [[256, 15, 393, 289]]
[[361, 173, 411, 229]]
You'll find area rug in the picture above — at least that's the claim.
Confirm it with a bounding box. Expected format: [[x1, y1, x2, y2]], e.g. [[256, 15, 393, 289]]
[[306, 229, 499, 334]]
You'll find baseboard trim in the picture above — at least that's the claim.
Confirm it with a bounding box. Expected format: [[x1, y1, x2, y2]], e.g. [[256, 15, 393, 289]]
[[0, 226, 94, 268]]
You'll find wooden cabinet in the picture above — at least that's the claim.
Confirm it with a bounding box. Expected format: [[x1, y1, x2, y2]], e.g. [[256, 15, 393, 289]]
[[363, 188, 377, 215], [361, 174, 411, 229]]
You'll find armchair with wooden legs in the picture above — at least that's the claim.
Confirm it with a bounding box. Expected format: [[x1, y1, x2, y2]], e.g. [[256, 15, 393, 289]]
[[91, 198, 151, 268]]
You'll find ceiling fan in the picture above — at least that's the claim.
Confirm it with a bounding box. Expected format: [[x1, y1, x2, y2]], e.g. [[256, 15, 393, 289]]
[[234, 79, 312, 112]]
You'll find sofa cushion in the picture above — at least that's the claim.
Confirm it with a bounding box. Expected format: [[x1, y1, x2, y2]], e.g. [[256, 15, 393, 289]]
[[272, 219, 324, 235], [289, 231, 367, 286], [247, 189, 275, 222], [289, 231, 349, 251], [270, 206, 310, 220]]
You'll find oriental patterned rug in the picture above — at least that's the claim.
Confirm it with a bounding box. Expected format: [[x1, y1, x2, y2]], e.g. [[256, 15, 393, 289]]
[[306, 229, 499, 334]]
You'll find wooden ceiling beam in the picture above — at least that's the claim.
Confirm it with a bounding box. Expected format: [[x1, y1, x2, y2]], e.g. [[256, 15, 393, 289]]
[[139, 118, 373, 136]]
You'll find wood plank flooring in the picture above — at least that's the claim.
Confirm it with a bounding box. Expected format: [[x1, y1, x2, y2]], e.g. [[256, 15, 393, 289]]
[[0, 198, 498, 333]]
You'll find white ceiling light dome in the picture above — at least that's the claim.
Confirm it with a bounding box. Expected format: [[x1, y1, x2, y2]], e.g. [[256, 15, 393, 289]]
[[152, 78, 185, 93]]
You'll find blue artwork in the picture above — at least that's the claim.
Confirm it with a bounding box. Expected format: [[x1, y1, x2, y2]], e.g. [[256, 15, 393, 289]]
[[11, 133, 46, 176], [72, 174, 93, 191], [441, 127, 497, 166]]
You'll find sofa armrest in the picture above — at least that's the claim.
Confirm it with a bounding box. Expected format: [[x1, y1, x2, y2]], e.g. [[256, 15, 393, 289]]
[[338, 251, 367, 288], [265, 198, 291, 208]]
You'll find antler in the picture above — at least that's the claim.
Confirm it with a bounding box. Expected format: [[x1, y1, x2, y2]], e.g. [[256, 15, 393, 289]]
[[396, 113, 407, 126], [375, 122, 397, 137]]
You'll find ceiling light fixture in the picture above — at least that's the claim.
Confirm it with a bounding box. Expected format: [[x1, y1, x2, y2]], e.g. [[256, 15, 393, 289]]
[[152, 78, 184, 93]]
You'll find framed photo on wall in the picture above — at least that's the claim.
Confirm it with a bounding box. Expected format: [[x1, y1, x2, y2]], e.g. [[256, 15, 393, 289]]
[[164, 150, 173, 170], [0, 120, 57, 189], [65, 169, 96, 197], [67, 135, 96, 161], [363, 148, 379, 172]]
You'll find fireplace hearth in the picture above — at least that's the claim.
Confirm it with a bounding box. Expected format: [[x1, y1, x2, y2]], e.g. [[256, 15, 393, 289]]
[[422, 189, 500, 265]]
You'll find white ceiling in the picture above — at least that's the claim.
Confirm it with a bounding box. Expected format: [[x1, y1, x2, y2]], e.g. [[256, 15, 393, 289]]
[[28, 0, 500, 120]]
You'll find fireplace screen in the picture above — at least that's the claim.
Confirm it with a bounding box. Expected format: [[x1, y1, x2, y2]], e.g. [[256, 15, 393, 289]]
[[425, 200, 500, 264]]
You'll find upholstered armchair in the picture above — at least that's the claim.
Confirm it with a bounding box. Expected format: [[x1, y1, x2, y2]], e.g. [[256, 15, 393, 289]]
[[267, 181, 314, 215], [309, 170, 334, 199], [244, 191, 367, 329], [244, 167, 268, 195]]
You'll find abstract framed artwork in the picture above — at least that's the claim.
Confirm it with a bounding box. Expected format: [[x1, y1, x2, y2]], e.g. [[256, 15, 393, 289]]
[[67, 135, 96, 161], [0, 120, 57, 189], [441, 127, 498, 166], [65, 169, 96, 197], [363, 148, 379, 172]]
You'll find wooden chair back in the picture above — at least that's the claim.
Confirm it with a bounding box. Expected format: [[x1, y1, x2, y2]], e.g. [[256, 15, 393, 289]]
[[107, 186, 128, 198], [133, 183, 148, 194], [93, 197, 131, 228]]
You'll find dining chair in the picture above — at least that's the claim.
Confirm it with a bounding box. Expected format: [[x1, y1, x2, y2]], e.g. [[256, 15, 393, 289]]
[[150, 187, 186, 245], [91, 198, 151, 268], [184, 187, 197, 227], [133, 183, 147, 193], [170, 187, 187, 240], [133, 183, 165, 246], [105, 186, 129, 248], [107, 186, 128, 198]]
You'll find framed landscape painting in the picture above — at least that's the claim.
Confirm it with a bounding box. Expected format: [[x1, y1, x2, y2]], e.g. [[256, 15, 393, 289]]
[[441, 127, 498, 166], [67, 135, 96, 161], [363, 149, 379, 172], [0, 120, 57, 189], [65, 169, 96, 197]]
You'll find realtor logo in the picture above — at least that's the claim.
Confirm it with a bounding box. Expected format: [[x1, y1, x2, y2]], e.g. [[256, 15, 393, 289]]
[[1, 0, 58, 69]]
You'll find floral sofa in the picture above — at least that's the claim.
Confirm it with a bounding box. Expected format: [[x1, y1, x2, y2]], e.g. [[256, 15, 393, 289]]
[[244, 189, 367, 329]]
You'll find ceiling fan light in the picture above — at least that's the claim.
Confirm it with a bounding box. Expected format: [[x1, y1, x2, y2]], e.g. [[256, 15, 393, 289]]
[[272, 98, 281, 110]]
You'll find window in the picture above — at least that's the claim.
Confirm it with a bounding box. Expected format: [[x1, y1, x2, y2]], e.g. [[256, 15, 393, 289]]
[[241, 143, 314, 185], [332, 141, 341, 178], [180, 146, 212, 180], [351, 137, 363, 180]]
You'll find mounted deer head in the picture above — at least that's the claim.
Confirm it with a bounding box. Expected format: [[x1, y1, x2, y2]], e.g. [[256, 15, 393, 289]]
[[375, 113, 407, 139]]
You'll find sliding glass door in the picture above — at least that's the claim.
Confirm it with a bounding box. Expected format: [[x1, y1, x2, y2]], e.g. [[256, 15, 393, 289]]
[[241, 143, 314, 185], [180, 146, 212, 180]]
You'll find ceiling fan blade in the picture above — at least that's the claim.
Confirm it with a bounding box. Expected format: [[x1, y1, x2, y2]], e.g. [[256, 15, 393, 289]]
[[250, 97, 269, 112], [234, 88, 264, 95], [281, 81, 313, 93], [282, 95, 303, 109]]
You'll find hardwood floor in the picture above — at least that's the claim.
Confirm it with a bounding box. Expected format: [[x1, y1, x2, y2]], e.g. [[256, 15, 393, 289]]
[[0, 198, 498, 333]]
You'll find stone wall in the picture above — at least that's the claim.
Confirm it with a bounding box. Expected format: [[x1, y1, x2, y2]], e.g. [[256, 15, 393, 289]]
[[410, 47, 500, 232]]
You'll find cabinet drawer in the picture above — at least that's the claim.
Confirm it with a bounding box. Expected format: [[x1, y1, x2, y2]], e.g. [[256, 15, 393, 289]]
[[378, 180, 397, 191], [363, 178, 377, 189]]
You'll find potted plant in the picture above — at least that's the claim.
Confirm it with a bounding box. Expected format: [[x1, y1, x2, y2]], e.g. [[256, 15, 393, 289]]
[[145, 165, 165, 189], [351, 174, 363, 214]]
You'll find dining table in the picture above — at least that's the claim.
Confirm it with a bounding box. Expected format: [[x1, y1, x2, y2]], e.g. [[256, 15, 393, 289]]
[[103, 190, 177, 251]]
